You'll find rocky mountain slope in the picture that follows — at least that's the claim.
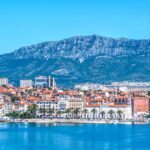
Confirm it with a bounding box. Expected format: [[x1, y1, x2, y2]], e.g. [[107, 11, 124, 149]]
[[0, 35, 150, 87]]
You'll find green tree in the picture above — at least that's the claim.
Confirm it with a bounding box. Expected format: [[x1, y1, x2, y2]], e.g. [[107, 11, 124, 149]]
[[145, 114, 150, 118], [147, 91, 150, 96], [82, 109, 88, 119], [65, 108, 72, 118], [56, 110, 63, 117], [28, 104, 37, 118], [47, 108, 54, 118], [39, 108, 46, 118], [100, 111, 105, 119], [7, 111, 20, 118], [108, 109, 115, 119], [11, 95, 20, 102], [19, 112, 31, 119], [91, 108, 97, 119], [117, 110, 123, 119], [73, 108, 80, 118]]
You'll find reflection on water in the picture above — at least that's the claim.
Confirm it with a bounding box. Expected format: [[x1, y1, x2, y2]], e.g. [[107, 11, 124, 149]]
[[0, 123, 150, 150]]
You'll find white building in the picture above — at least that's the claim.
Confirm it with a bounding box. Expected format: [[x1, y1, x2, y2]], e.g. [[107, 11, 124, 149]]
[[0, 95, 4, 118], [85, 105, 132, 119], [3, 102, 13, 116], [57, 95, 70, 111], [0, 78, 8, 86], [35, 76, 56, 88], [18, 103, 28, 112], [99, 105, 132, 119], [37, 100, 58, 111], [20, 80, 33, 88]]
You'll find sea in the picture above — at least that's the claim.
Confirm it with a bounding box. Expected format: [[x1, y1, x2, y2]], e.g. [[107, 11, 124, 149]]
[[0, 123, 149, 150]]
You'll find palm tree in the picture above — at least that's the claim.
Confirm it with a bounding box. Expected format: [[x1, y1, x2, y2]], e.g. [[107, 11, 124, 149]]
[[82, 109, 88, 119], [28, 104, 37, 118], [47, 108, 54, 118], [39, 108, 47, 118], [117, 110, 123, 120], [65, 108, 71, 118], [73, 108, 80, 118], [100, 111, 105, 119], [91, 108, 97, 119], [108, 109, 115, 120], [56, 110, 62, 118]]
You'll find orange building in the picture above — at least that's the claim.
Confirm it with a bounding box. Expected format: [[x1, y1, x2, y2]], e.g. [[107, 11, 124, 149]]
[[133, 97, 149, 114]]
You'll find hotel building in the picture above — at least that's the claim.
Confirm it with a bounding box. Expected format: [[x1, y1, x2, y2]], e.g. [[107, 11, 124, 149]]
[[0, 78, 8, 86], [20, 80, 33, 88]]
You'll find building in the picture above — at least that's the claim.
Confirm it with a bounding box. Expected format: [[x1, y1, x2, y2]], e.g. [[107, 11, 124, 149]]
[[3, 102, 13, 116], [0, 78, 8, 86], [50, 77, 56, 88], [36, 100, 58, 111], [20, 80, 33, 88], [69, 95, 84, 110], [57, 95, 70, 111], [132, 97, 149, 116], [35, 76, 56, 88]]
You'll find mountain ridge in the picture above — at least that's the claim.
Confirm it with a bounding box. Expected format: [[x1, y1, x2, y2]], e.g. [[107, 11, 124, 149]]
[[0, 35, 150, 87]]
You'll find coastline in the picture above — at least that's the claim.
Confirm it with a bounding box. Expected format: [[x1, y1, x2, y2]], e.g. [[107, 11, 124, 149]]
[[4, 118, 149, 125]]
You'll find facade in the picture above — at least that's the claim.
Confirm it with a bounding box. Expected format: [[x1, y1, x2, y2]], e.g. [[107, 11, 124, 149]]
[[57, 95, 70, 111], [35, 76, 50, 88], [37, 100, 58, 112], [100, 105, 132, 119], [69, 96, 84, 110], [35, 76, 56, 88], [3, 102, 13, 116], [20, 80, 33, 88], [0, 95, 4, 118], [0, 78, 8, 86], [133, 97, 149, 116], [50, 77, 56, 88]]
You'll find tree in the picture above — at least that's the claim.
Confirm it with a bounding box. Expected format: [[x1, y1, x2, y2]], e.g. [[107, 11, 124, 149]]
[[91, 108, 97, 119], [48, 87, 52, 90], [65, 108, 71, 118], [108, 109, 115, 119], [47, 108, 54, 118], [117, 110, 123, 119], [28, 104, 37, 118], [73, 108, 80, 118], [39, 108, 47, 118], [7, 111, 20, 119], [147, 91, 150, 96], [100, 111, 105, 119], [83, 109, 88, 119], [21, 91, 25, 97], [145, 114, 150, 118], [19, 112, 31, 119], [56, 110, 62, 118], [10, 95, 20, 103]]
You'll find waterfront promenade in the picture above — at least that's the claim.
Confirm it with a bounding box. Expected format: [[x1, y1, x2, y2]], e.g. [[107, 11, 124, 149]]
[[8, 118, 149, 125]]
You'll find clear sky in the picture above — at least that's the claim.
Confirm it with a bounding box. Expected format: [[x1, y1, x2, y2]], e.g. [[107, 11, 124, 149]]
[[0, 0, 150, 54]]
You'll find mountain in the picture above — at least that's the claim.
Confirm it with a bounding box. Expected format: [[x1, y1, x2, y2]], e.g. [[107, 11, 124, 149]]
[[0, 35, 150, 88]]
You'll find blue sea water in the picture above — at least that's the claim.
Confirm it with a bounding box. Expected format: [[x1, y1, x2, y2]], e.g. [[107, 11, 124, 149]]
[[0, 123, 149, 150]]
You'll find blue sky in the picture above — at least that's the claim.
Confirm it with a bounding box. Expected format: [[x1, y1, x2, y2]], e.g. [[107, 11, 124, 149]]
[[0, 0, 150, 54]]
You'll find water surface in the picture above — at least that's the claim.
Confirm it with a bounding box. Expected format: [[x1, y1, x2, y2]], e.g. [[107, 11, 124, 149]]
[[0, 123, 149, 150]]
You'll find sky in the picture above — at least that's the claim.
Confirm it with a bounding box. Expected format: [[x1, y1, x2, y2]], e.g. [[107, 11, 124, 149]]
[[0, 0, 150, 54]]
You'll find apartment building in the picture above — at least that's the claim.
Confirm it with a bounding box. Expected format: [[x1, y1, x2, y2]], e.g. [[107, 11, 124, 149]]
[[20, 80, 33, 88], [57, 95, 70, 111], [35, 76, 56, 88], [0, 78, 8, 86], [69, 95, 84, 110], [132, 97, 150, 116]]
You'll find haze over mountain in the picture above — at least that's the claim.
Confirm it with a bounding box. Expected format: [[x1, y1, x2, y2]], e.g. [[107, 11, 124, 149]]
[[0, 35, 150, 87]]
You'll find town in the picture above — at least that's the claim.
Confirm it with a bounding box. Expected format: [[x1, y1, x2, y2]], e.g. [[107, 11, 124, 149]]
[[0, 76, 150, 124]]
